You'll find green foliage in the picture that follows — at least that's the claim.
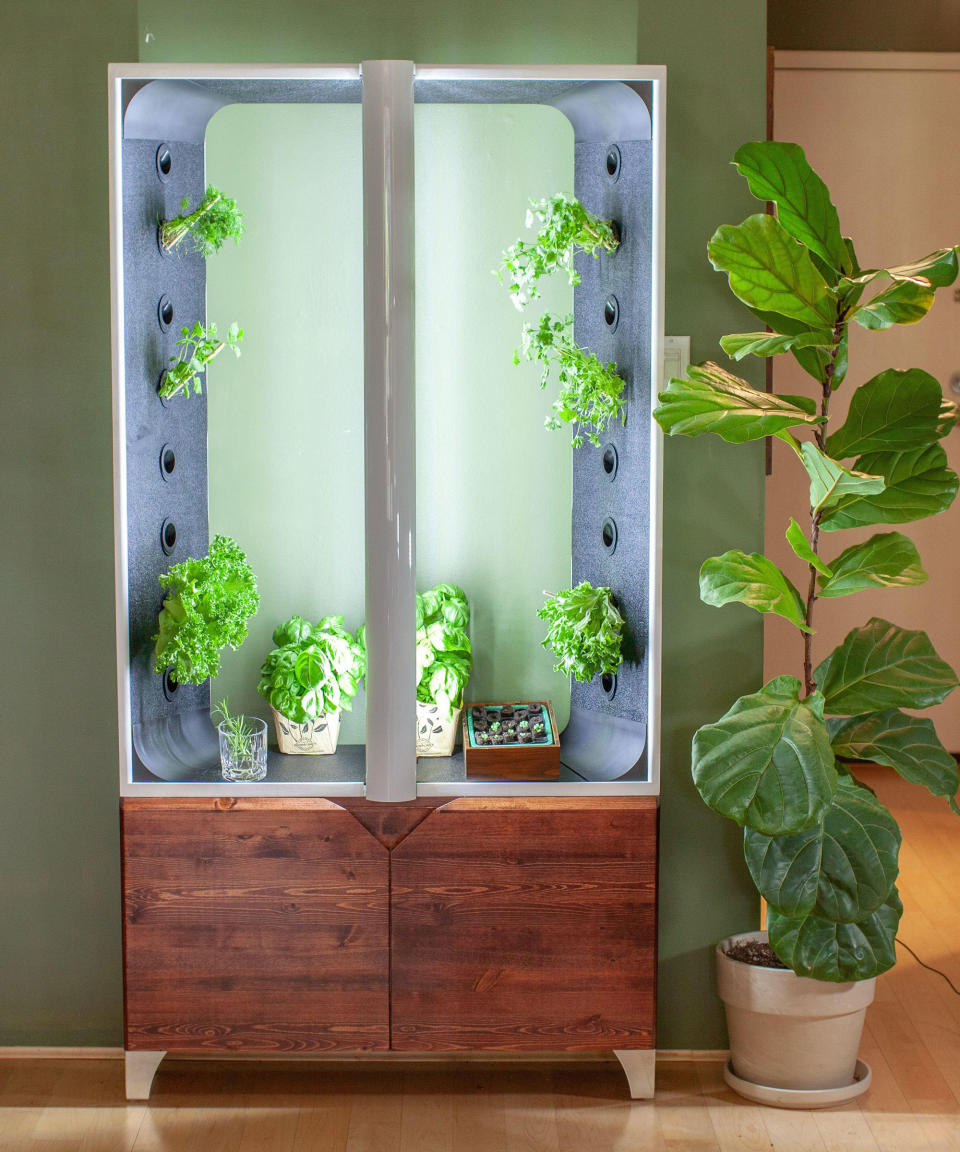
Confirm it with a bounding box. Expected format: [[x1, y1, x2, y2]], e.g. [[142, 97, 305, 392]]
[[537, 582, 624, 683], [160, 185, 245, 258], [416, 584, 472, 720], [212, 698, 258, 760], [517, 314, 624, 447], [258, 614, 365, 724], [497, 193, 619, 309], [160, 321, 244, 401], [153, 535, 259, 685], [653, 138, 960, 981]]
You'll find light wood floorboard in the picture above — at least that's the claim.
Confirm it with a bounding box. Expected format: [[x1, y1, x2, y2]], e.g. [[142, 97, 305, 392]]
[[3, 766, 960, 1150]]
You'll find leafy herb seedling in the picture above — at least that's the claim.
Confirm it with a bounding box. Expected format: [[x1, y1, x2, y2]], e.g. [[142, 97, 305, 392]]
[[153, 534, 260, 684], [258, 614, 366, 723], [160, 321, 244, 401], [212, 698, 257, 761], [498, 193, 619, 310], [654, 139, 960, 981], [416, 583, 472, 720], [538, 582, 624, 682], [159, 185, 245, 258], [518, 313, 625, 447]]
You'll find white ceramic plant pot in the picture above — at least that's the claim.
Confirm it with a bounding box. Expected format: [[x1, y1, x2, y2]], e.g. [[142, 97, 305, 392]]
[[717, 930, 875, 1107], [271, 707, 341, 755], [416, 703, 461, 757]]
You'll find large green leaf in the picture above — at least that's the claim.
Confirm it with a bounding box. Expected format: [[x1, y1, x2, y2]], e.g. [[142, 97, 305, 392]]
[[733, 141, 851, 275], [844, 248, 958, 290], [829, 709, 959, 803], [653, 362, 822, 442], [692, 676, 837, 836], [720, 329, 832, 362], [744, 778, 900, 922], [798, 442, 885, 514], [818, 532, 927, 598], [824, 369, 943, 458], [700, 550, 810, 630], [768, 890, 902, 981], [852, 280, 935, 330], [786, 517, 833, 577], [813, 617, 959, 714], [708, 214, 838, 329], [820, 444, 959, 531]]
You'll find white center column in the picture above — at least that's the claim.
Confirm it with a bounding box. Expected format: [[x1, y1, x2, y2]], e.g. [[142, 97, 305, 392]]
[[362, 60, 417, 802]]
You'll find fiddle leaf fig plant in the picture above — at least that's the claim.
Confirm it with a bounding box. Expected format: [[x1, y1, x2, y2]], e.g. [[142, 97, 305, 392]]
[[654, 139, 960, 982], [159, 185, 245, 258], [538, 582, 624, 682], [160, 321, 244, 401]]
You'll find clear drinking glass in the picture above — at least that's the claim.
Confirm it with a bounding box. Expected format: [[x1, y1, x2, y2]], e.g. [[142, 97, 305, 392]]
[[217, 716, 268, 782]]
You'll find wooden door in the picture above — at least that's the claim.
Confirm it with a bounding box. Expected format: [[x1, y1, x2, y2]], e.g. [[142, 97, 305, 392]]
[[122, 798, 390, 1052], [390, 797, 658, 1051]]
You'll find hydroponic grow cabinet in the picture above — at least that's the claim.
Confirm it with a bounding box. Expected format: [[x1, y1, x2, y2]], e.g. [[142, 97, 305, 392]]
[[109, 60, 664, 1101]]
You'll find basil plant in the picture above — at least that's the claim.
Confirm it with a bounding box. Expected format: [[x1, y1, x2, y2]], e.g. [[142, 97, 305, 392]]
[[258, 614, 365, 724], [416, 583, 472, 720], [654, 140, 960, 982]]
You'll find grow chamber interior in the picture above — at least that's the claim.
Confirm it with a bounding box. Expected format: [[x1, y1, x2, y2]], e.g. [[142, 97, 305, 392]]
[[112, 64, 662, 795]]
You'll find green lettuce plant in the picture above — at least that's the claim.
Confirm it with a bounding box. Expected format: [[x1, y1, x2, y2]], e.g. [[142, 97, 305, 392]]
[[500, 195, 625, 447], [153, 535, 260, 684], [159, 185, 245, 258], [258, 614, 366, 723], [654, 140, 960, 982], [160, 321, 244, 401], [416, 583, 472, 720], [538, 582, 624, 682]]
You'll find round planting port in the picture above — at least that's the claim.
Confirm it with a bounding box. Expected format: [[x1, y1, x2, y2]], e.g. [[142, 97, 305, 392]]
[[156, 144, 173, 181], [159, 444, 176, 480], [158, 295, 174, 331], [601, 671, 618, 700], [602, 517, 618, 554], [601, 442, 619, 481], [604, 294, 620, 331], [160, 518, 177, 555], [606, 144, 622, 181], [162, 668, 178, 700]]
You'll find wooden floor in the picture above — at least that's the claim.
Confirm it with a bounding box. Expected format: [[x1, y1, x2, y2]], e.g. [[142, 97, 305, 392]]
[[3, 765, 960, 1151]]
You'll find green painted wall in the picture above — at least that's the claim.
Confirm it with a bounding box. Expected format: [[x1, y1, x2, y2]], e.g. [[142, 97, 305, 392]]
[[0, 0, 137, 1044], [0, 0, 765, 1048]]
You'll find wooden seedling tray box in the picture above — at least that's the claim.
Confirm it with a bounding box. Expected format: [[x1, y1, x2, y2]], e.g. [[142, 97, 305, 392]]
[[462, 701, 561, 781]]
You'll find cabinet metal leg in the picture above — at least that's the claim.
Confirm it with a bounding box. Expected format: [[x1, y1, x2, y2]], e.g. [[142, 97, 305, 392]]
[[614, 1049, 655, 1099], [124, 1050, 166, 1100]]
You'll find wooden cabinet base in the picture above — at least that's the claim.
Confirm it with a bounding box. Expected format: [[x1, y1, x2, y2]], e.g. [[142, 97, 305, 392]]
[[122, 795, 658, 1095]]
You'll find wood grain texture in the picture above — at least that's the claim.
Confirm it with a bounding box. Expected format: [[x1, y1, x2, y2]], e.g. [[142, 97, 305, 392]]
[[122, 802, 389, 1052], [462, 702, 561, 781], [338, 798, 447, 850], [390, 800, 658, 1052]]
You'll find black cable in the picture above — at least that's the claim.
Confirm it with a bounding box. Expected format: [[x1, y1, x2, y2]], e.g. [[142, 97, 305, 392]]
[[896, 938, 960, 997]]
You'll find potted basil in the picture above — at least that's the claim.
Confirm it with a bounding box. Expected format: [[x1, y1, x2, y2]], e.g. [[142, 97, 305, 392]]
[[257, 614, 365, 755], [416, 583, 472, 756], [654, 139, 960, 1105]]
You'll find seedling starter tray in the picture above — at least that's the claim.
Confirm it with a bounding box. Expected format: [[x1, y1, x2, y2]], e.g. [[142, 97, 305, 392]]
[[463, 701, 561, 780]]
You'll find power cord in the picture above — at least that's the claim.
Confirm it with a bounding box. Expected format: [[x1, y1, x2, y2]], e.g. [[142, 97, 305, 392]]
[[896, 937, 960, 997]]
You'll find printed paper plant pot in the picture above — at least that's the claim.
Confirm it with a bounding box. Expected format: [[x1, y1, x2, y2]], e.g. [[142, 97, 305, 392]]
[[271, 706, 341, 755], [416, 702, 461, 757]]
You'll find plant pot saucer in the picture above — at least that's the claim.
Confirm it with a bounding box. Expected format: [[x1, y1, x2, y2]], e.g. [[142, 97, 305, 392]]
[[722, 1057, 872, 1110]]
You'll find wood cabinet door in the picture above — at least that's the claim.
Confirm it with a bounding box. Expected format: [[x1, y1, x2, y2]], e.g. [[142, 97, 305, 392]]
[[390, 797, 658, 1051], [122, 798, 389, 1052]]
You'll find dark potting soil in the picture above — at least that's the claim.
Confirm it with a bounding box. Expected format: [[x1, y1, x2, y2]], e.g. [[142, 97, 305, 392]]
[[724, 940, 789, 969], [471, 704, 550, 747]]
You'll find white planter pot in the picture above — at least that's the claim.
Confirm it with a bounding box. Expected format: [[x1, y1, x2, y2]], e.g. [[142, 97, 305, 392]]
[[717, 930, 875, 1106], [416, 703, 461, 757], [271, 707, 341, 755]]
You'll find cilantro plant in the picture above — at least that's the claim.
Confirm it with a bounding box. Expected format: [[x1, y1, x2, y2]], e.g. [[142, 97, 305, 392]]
[[159, 185, 245, 258], [654, 140, 960, 982], [153, 535, 260, 684], [416, 583, 472, 720], [538, 583, 624, 682], [498, 193, 619, 309], [518, 313, 625, 447], [500, 194, 625, 446], [160, 321, 244, 401], [258, 614, 366, 723]]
